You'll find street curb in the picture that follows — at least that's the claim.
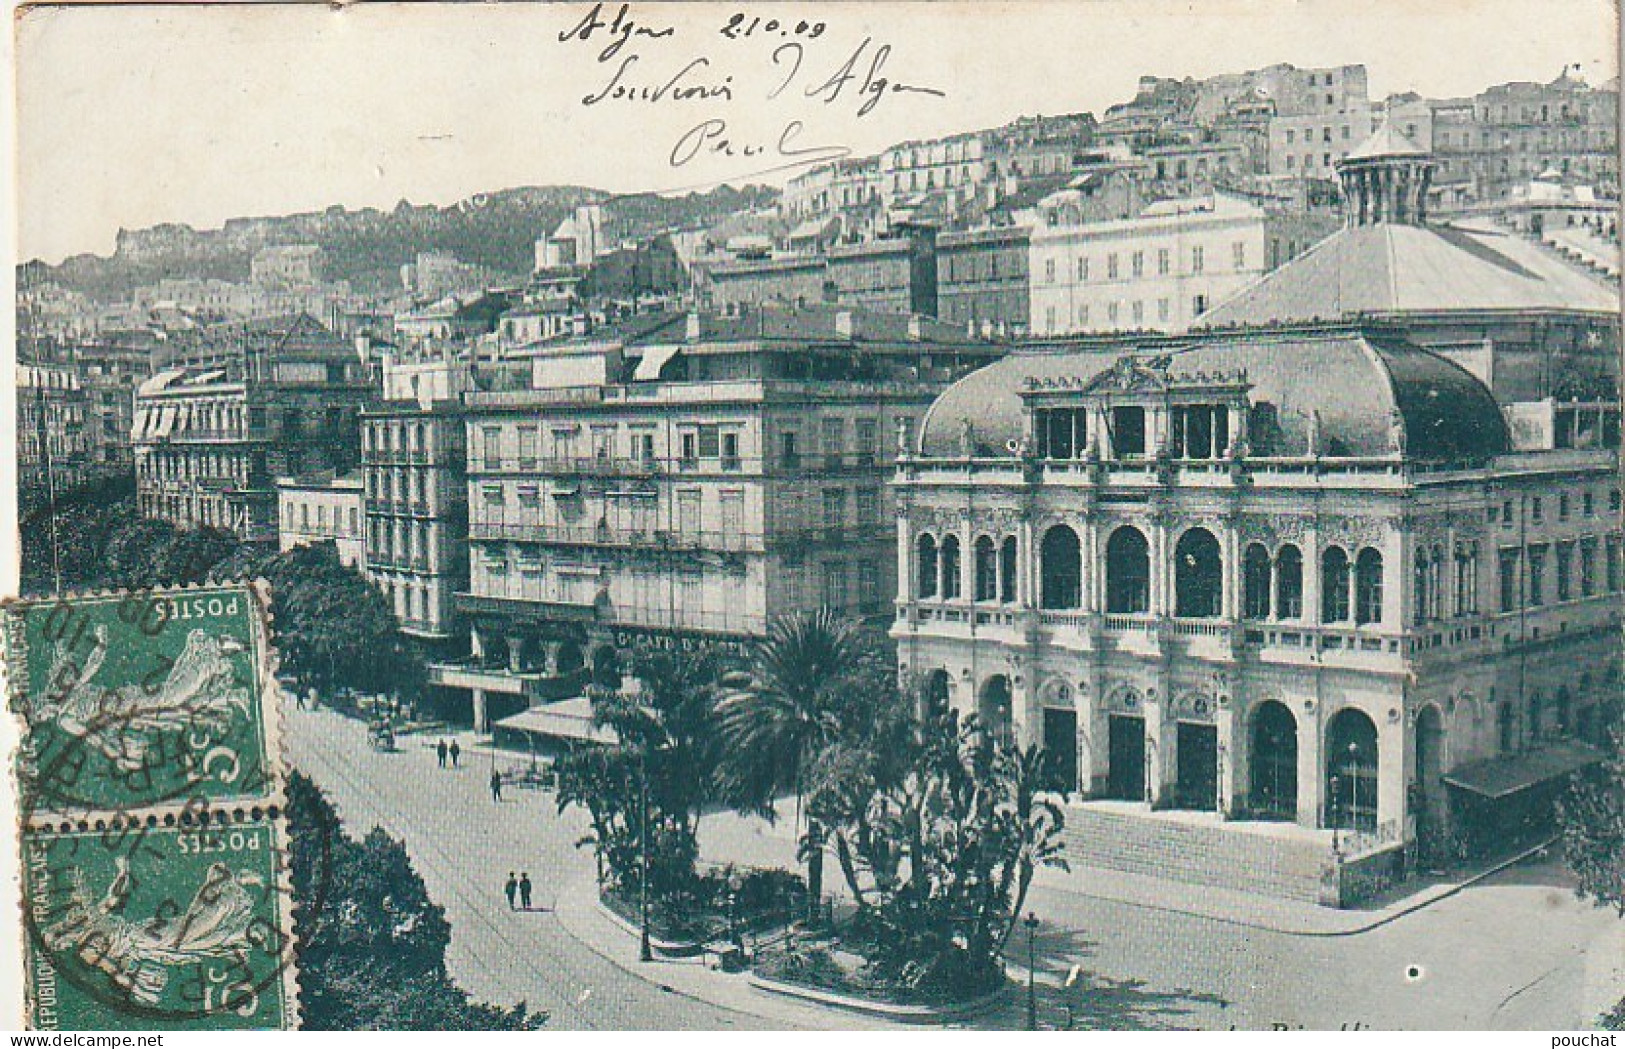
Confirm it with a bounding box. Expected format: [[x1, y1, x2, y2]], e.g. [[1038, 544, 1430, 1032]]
[[747, 973, 1009, 1023], [1034, 839, 1556, 939], [595, 898, 708, 958]]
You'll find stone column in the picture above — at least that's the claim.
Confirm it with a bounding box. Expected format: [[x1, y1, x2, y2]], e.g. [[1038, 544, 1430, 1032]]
[[1216, 701, 1244, 818], [472, 688, 489, 735], [1144, 701, 1170, 808], [1297, 699, 1323, 827], [960, 513, 975, 600], [507, 636, 523, 674], [1377, 705, 1406, 830], [896, 509, 911, 602], [1018, 518, 1036, 608], [1150, 518, 1170, 616], [1082, 516, 1101, 612], [1221, 520, 1241, 621]]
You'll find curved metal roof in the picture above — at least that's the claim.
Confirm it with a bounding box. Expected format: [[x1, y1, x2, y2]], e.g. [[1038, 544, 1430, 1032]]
[[917, 328, 1508, 463]]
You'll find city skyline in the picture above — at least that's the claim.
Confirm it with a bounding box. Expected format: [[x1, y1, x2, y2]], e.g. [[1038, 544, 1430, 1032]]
[[17, 0, 1618, 264]]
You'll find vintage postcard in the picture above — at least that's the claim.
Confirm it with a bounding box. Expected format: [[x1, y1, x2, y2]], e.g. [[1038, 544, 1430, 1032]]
[[4, 0, 1622, 1034]]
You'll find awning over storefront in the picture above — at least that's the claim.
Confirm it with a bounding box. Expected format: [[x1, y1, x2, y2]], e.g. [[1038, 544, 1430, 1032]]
[[494, 698, 618, 746], [1443, 741, 1603, 800]]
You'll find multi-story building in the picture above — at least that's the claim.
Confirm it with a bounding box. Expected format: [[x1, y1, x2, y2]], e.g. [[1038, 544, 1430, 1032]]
[[937, 226, 1032, 335], [1266, 65, 1376, 181], [17, 363, 91, 501], [133, 315, 373, 542], [429, 306, 1001, 733], [706, 225, 940, 317], [892, 322, 1621, 903], [277, 474, 365, 567], [360, 363, 471, 643], [1029, 192, 1270, 336], [1201, 128, 1620, 405], [1430, 70, 1619, 202]]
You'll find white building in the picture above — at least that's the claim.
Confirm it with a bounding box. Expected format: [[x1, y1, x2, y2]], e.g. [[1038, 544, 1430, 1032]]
[[277, 474, 365, 568], [1029, 192, 1269, 336]]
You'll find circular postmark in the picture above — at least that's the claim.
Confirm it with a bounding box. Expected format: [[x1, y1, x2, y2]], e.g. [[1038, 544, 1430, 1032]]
[[8, 586, 278, 815], [19, 793, 330, 1029]]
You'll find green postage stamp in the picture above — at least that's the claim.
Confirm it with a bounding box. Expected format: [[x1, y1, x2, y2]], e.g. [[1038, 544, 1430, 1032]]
[[6, 582, 299, 1030], [6, 583, 281, 814], [19, 812, 297, 1030]]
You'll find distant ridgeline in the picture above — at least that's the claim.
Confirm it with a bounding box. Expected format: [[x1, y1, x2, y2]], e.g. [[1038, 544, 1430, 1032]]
[[22, 183, 779, 300]]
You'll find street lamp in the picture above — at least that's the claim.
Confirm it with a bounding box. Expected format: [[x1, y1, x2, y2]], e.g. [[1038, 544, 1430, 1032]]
[[639, 747, 653, 963], [1347, 741, 1362, 837], [1024, 911, 1040, 1031], [727, 872, 744, 955], [1330, 774, 1343, 857]]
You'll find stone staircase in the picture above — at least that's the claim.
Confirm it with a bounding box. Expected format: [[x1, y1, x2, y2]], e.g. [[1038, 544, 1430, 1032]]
[[1057, 804, 1332, 905]]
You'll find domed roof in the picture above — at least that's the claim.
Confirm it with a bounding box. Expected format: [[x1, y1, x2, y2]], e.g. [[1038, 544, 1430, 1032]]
[[917, 328, 1508, 462], [1341, 121, 1429, 163]]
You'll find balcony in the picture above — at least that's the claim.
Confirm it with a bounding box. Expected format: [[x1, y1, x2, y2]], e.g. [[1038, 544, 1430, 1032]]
[[453, 591, 599, 623], [468, 520, 764, 554], [469, 454, 662, 478]]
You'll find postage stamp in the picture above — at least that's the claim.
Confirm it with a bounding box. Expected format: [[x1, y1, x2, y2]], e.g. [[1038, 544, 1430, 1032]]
[[4, 583, 281, 815], [19, 810, 299, 1031]]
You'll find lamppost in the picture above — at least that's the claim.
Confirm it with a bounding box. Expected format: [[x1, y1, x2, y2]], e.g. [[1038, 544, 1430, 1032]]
[[1347, 741, 1362, 839], [727, 872, 744, 956], [1330, 774, 1343, 858], [639, 747, 653, 963], [1024, 911, 1040, 1031]]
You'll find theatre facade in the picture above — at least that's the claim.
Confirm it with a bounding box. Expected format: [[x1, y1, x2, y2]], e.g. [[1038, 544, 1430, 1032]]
[[890, 325, 1621, 890]]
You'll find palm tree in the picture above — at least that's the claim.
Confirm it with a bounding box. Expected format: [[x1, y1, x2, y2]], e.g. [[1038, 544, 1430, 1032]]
[[714, 608, 864, 919]]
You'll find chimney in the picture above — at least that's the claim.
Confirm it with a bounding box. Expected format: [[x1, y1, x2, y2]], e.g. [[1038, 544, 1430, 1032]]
[[686, 311, 702, 342], [835, 311, 855, 338]]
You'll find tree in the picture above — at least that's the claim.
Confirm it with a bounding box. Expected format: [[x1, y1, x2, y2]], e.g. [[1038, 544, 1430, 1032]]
[[813, 710, 1069, 995], [1557, 734, 1625, 916], [554, 643, 732, 899], [714, 610, 880, 917], [286, 771, 545, 1030], [208, 542, 408, 698]]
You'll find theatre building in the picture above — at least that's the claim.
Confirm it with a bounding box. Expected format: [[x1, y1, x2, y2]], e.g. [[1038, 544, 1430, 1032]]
[[892, 325, 1621, 903]]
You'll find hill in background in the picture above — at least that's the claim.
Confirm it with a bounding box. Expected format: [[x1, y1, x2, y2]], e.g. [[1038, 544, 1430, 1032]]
[[23, 182, 779, 300]]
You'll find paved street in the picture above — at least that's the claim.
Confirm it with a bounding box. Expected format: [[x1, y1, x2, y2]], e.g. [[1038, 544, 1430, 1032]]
[[287, 704, 1622, 1030]]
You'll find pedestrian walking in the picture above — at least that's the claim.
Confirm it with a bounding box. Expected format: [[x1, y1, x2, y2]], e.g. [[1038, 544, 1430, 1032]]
[[449, 740, 461, 768], [490, 768, 503, 802], [294, 687, 307, 711], [436, 740, 448, 768], [519, 872, 533, 911], [504, 872, 518, 910]]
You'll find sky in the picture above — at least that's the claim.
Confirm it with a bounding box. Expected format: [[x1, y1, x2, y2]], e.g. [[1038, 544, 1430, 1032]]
[[14, 0, 1620, 264]]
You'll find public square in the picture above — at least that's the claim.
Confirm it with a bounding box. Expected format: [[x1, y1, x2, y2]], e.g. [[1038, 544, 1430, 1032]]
[[287, 703, 1625, 1031]]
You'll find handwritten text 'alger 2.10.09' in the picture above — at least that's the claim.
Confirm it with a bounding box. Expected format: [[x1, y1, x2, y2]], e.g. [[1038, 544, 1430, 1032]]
[[557, 2, 947, 173]]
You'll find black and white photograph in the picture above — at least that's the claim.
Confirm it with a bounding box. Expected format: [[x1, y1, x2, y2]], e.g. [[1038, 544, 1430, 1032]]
[[3, 0, 1623, 1034]]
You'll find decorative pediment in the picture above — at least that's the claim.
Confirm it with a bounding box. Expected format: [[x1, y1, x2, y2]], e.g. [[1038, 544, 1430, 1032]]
[[1084, 354, 1174, 394]]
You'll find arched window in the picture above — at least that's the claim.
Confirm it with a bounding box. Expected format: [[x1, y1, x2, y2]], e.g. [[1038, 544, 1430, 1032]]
[[1275, 545, 1304, 619], [1321, 546, 1351, 623], [1326, 708, 1379, 831], [940, 535, 962, 599], [974, 536, 998, 602], [1174, 528, 1223, 618], [1106, 526, 1150, 614], [1000, 536, 1018, 603], [1355, 548, 1384, 625], [916, 534, 939, 599], [1243, 543, 1273, 620], [1414, 550, 1430, 625], [1040, 525, 1082, 610]]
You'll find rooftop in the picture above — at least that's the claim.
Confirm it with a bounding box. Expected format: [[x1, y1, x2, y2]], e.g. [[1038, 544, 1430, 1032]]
[[1198, 220, 1619, 324], [917, 325, 1510, 463]]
